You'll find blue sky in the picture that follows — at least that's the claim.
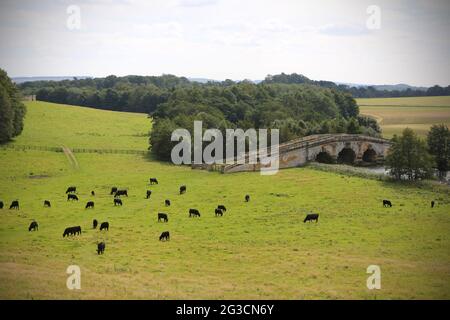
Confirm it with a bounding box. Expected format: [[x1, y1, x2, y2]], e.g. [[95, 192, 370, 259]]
[[0, 0, 449, 86]]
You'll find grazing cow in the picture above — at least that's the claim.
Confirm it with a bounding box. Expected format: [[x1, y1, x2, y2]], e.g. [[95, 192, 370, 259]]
[[383, 200, 392, 207], [100, 222, 109, 231], [159, 231, 170, 241], [150, 178, 158, 185], [44, 200, 51, 207], [67, 194, 79, 201], [431, 200, 435, 208], [66, 186, 76, 194], [0, 201, 3, 209], [97, 242, 106, 255], [165, 199, 171, 207], [304, 213, 319, 223], [91, 191, 95, 196], [189, 208, 200, 217], [217, 205, 227, 212], [28, 221, 38, 232], [245, 195, 250, 202], [110, 187, 118, 195], [146, 190, 152, 199], [63, 226, 81, 237], [114, 189, 128, 197], [93, 219, 98, 229], [158, 213, 168, 222], [114, 198, 122, 206], [215, 208, 223, 217], [9, 200, 19, 210], [180, 185, 186, 195], [85, 201, 94, 209]]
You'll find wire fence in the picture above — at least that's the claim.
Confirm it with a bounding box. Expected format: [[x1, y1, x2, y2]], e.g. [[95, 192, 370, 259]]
[[0, 144, 148, 155]]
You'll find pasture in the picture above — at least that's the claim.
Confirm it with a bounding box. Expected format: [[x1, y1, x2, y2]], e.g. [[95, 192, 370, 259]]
[[358, 96, 450, 138], [0, 101, 449, 299]]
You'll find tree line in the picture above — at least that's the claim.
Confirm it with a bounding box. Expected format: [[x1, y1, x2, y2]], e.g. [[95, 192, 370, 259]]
[[149, 83, 380, 160], [16, 73, 383, 160], [386, 124, 449, 181], [20, 74, 450, 115], [263, 73, 450, 98], [0, 68, 26, 143]]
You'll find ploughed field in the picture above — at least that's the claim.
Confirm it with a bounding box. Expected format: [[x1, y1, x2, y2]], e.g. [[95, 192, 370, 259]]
[[0, 101, 449, 299], [358, 96, 450, 138]]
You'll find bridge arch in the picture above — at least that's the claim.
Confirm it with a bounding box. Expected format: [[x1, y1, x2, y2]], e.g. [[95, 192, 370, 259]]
[[315, 150, 334, 164], [337, 147, 356, 164], [362, 145, 377, 163]]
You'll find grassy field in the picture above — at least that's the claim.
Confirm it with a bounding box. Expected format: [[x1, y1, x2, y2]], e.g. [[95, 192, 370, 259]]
[[11, 101, 150, 150], [358, 96, 450, 138], [0, 101, 449, 299]]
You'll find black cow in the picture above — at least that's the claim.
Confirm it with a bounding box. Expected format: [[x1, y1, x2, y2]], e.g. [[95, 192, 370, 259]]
[[66, 186, 76, 194], [97, 242, 106, 255], [165, 199, 171, 207], [217, 205, 226, 212], [146, 190, 152, 199], [44, 200, 51, 207], [0, 201, 3, 209], [115, 190, 128, 197], [215, 208, 223, 217], [91, 191, 95, 196], [85, 201, 94, 209], [114, 198, 122, 206], [245, 195, 250, 202], [28, 221, 38, 232], [304, 213, 319, 223], [383, 200, 392, 207], [159, 231, 170, 241], [150, 178, 158, 185], [100, 222, 109, 231], [9, 200, 19, 210], [63, 226, 81, 237], [110, 187, 118, 195], [180, 185, 186, 195], [93, 219, 98, 229], [431, 200, 435, 208], [189, 208, 200, 217], [67, 194, 79, 201], [158, 213, 168, 222]]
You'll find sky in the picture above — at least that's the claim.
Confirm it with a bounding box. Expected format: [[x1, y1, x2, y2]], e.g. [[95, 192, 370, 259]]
[[0, 0, 449, 86]]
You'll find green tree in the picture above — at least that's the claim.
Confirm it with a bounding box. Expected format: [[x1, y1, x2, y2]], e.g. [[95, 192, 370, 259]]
[[0, 68, 26, 143], [386, 128, 434, 181], [150, 118, 180, 161], [427, 124, 450, 179], [346, 118, 361, 134]]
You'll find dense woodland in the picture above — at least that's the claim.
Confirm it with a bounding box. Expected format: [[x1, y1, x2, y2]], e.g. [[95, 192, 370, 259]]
[[0, 69, 26, 143], [16, 73, 384, 159], [3, 71, 448, 174], [16, 72, 449, 161]]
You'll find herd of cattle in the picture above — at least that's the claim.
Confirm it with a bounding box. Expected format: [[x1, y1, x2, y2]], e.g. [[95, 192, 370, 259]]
[[0, 178, 253, 255], [0, 179, 437, 255]]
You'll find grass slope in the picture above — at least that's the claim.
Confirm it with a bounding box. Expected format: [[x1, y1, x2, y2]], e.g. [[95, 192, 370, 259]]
[[0, 102, 449, 299], [11, 101, 150, 150], [357, 96, 450, 138]]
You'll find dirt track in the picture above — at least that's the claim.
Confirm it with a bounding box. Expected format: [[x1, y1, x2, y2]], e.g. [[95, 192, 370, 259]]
[[61, 146, 79, 169]]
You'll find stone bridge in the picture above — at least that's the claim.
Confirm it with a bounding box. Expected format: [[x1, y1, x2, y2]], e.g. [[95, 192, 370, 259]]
[[193, 134, 392, 173]]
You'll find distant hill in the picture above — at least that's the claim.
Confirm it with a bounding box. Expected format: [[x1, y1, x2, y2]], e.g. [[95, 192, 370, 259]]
[[338, 82, 428, 92], [371, 84, 428, 92], [12, 76, 91, 84]]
